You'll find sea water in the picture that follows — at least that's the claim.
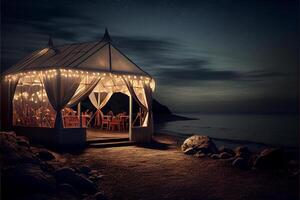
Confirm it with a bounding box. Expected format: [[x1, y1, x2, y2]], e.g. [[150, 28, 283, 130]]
[[155, 113, 299, 150]]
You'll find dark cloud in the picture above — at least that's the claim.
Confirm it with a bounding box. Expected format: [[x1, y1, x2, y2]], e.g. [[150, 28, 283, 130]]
[[112, 36, 285, 84], [112, 35, 181, 69], [155, 60, 285, 86], [1, 0, 298, 113]]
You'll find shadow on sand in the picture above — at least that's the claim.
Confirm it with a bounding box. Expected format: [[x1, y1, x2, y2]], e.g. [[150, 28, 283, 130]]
[[136, 139, 171, 150]]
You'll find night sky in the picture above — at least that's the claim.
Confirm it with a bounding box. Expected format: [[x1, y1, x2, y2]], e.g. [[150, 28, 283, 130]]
[[1, 0, 298, 113]]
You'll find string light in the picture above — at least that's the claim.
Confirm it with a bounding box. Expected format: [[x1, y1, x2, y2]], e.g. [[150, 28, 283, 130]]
[[5, 69, 155, 92]]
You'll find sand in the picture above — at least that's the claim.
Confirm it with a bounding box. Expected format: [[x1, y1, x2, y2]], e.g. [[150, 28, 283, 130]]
[[62, 134, 298, 200]]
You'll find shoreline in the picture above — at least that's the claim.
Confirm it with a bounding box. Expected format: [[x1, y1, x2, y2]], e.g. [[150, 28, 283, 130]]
[[154, 130, 299, 155], [154, 113, 197, 124], [153, 113, 298, 152]]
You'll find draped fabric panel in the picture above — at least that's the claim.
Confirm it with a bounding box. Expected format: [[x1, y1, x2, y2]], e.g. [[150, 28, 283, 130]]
[[89, 91, 113, 109], [123, 78, 150, 126], [13, 75, 56, 128], [1, 77, 20, 130], [42, 70, 81, 128], [67, 76, 101, 107], [88, 91, 113, 126], [123, 78, 147, 111], [142, 82, 153, 128]]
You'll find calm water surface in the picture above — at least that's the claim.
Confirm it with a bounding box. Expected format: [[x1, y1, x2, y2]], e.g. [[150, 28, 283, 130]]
[[155, 113, 299, 149]]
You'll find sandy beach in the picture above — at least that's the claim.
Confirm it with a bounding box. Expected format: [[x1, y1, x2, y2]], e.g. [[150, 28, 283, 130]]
[[59, 134, 299, 200]]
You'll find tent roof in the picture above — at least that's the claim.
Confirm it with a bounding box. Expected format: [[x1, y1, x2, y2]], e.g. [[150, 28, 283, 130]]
[[4, 30, 151, 77]]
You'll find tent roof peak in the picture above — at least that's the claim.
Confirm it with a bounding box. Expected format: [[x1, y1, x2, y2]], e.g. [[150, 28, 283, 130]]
[[102, 28, 111, 42], [48, 36, 54, 48]]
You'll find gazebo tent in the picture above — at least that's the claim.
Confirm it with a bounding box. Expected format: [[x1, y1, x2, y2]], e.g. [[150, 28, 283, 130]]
[[1, 30, 155, 147]]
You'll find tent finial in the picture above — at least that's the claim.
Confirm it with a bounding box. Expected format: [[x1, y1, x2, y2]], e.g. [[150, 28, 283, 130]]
[[48, 36, 54, 48], [103, 28, 111, 42]]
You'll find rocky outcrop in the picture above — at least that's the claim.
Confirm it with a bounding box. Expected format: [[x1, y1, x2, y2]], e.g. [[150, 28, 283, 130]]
[[232, 157, 248, 170], [181, 135, 218, 155], [37, 150, 56, 161], [234, 146, 252, 160], [219, 152, 233, 159], [254, 148, 286, 169], [55, 167, 97, 194], [218, 146, 235, 156], [0, 131, 105, 200], [181, 135, 298, 173]]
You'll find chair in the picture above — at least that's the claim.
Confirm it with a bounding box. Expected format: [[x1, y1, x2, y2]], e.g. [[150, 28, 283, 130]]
[[109, 117, 122, 131], [100, 111, 110, 130]]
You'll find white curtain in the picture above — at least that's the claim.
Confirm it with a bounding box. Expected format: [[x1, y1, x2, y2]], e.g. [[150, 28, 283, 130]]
[[123, 78, 147, 106], [42, 70, 81, 128], [142, 82, 153, 129], [123, 78, 150, 126], [88, 91, 113, 126], [67, 76, 101, 107], [89, 91, 113, 110]]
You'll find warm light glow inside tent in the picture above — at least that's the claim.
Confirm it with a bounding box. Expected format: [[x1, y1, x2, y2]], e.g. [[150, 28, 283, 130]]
[[2, 30, 155, 143]]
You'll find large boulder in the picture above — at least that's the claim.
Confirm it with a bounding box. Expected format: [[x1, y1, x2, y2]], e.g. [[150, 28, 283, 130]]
[[0, 133, 41, 166], [234, 146, 251, 160], [254, 148, 286, 169], [183, 147, 197, 155], [24, 193, 59, 200], [94, 191, 108, 200], [181, 135, 218, 155], [55, 167, 97, 194], [37, 150, 56, 161], [16, 136, 30, 148], [218, 146, 235, 156], [2, 163, 56, 196], [78, 165, 92, 175], [232, 157, 248, 170], [219, 152, 233, 159], [210, 154, 220, 159], [58, 183, 80, 200]]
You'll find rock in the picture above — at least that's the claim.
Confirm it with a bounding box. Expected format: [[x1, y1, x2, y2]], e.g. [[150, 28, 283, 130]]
[[254, 148, 286, 169], [79, 165, 92, 175], [40, 161, 56, 173], [183, 147, 197, 155], [24, 193, 58, 200], [210, 154, 220, 159], [218, 146, 235, 156], [181, 135, 218, 154], [248, 154, 258, 168], [16, 136, 30, 148], [288, 160, 299, 169], [232, 157, 248, 169], [4, 131, 17, 137], [90, 169, 98, 175], [37, 150, 56, 161], [58, 183, 80, 200], [2, 163, 56, 196], [55, 167, 76, 181], [94, 191, 108, 200], [194, 152, 206, 158], [89, 174, 104, 182], [55, 167, 97, 194], [234, 146, 251, 160], [219, 152, 233, 159], [1, 141, 41, 165]]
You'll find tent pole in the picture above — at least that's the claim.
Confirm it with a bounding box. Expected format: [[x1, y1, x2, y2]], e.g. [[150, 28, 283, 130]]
[[129, 94, 132, 141], [78, 102, 82, 128]]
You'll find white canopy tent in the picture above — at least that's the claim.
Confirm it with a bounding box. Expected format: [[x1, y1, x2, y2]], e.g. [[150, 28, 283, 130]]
[[2, 30, 155, 144]]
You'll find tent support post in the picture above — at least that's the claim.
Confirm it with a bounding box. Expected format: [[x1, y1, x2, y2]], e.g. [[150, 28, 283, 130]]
[[78, 102, 82, 128], [129, 94, 132, 141]]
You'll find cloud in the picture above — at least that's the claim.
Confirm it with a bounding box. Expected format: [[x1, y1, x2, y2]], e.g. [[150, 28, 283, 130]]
[[111, 35, 285, 85]]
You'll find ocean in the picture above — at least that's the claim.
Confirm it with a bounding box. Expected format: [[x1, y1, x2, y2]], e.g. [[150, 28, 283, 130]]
[[155, 113, 299, 151]]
